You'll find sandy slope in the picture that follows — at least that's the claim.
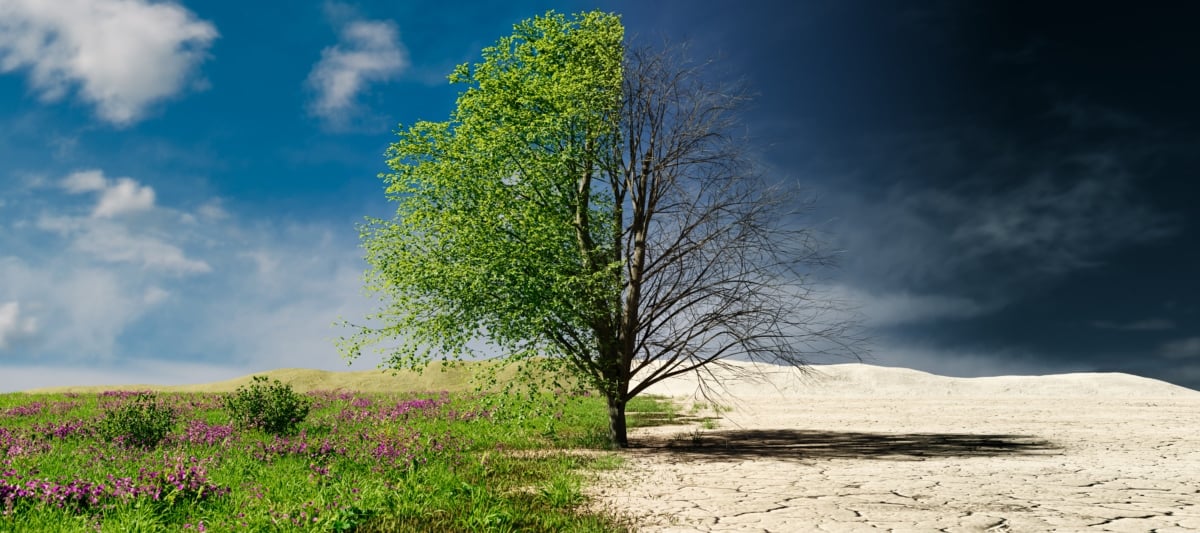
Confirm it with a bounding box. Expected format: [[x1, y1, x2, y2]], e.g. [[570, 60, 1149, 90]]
[[590, 362, 1200, 532]]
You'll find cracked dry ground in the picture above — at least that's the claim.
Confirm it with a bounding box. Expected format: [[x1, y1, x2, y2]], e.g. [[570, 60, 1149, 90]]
[[588, 397, 1200, 532]]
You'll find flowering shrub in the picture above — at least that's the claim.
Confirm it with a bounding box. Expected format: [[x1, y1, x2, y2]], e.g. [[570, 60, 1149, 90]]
[[97, 393, 177, 449], [223, 376, 311, 436]]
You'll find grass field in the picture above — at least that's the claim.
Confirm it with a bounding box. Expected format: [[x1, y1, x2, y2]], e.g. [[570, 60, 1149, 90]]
[[22, 361, 537, 395], [1, 367, 675, 532]]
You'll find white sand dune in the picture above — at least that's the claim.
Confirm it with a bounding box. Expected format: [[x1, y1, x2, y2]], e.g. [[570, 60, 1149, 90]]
[[642, 361, 1200, 399], [594, 362, 1200, 532]]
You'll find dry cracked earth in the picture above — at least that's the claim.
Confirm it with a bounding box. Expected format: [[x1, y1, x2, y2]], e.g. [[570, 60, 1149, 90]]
[[588, 373, 1200, 532]]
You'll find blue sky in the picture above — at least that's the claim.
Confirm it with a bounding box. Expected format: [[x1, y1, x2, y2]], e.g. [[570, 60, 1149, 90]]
[[1, 1, 1197, 391]]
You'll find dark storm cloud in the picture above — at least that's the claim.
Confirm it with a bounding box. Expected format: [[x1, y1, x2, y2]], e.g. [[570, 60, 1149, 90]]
[[1160, 338, 1200, 361], [1092, 319, 1176, 332], [830, 144, 1179, 293]]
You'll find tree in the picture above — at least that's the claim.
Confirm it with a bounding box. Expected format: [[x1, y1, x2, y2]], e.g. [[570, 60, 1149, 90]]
[[341, 10, 859, 447]]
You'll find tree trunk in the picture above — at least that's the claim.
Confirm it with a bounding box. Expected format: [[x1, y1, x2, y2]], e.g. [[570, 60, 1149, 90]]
[[606, 394, 628, 448]]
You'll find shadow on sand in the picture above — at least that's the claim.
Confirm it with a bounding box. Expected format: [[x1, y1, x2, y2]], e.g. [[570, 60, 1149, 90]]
[[632, 429, 1059, 461]]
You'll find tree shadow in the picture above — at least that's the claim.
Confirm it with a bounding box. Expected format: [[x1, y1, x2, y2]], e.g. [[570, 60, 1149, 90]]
[[631, 429, 1059, 461], [627, 412, 721, 429]]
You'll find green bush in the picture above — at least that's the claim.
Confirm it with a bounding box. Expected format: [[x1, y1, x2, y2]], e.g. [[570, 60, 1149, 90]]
[[223, 376, 311, 435], [97, 393, 177, 449]]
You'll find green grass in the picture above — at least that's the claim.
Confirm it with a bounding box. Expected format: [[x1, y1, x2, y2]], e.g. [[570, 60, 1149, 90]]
[[0, 382, 677, 532]]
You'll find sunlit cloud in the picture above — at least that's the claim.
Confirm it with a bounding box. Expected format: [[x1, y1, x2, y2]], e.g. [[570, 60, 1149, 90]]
[[60, 170, 157, 218], [0, 0, 218, 125], [306, 11, 408, 129]]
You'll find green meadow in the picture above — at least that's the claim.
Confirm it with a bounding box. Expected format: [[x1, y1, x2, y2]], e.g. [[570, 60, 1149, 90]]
[[1, 364, 676, 532]]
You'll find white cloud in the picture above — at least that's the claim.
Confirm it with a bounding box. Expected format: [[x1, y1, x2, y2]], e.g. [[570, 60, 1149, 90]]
[[0, 301, 38, 349], [306, 17, 408, 126], [0, 260, 147, 358], [36, 215, 211, 274], [45, 171, 211, 274], [1161, 337, 1200, 360], [71, 224, 211, 274], [45, 171, 209, 274], [143, 286, 170, 305], [56, 268, 144, 356], [242, 250, 280, 276], [0, 0, 218, 125], [32, 214, 76, 234], [60, 170, 157, 217], [196, 198, 229, 221], [95, 178, 156, 217], [61, 169, 108, 193], [208, 255, 371, 370]]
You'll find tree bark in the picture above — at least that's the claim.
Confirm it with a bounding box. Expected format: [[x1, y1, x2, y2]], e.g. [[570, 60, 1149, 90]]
[[606, 394, 628, 448]]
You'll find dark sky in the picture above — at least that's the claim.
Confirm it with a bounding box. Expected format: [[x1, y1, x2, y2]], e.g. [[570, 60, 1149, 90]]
[[610, 1, 1200, 388]]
